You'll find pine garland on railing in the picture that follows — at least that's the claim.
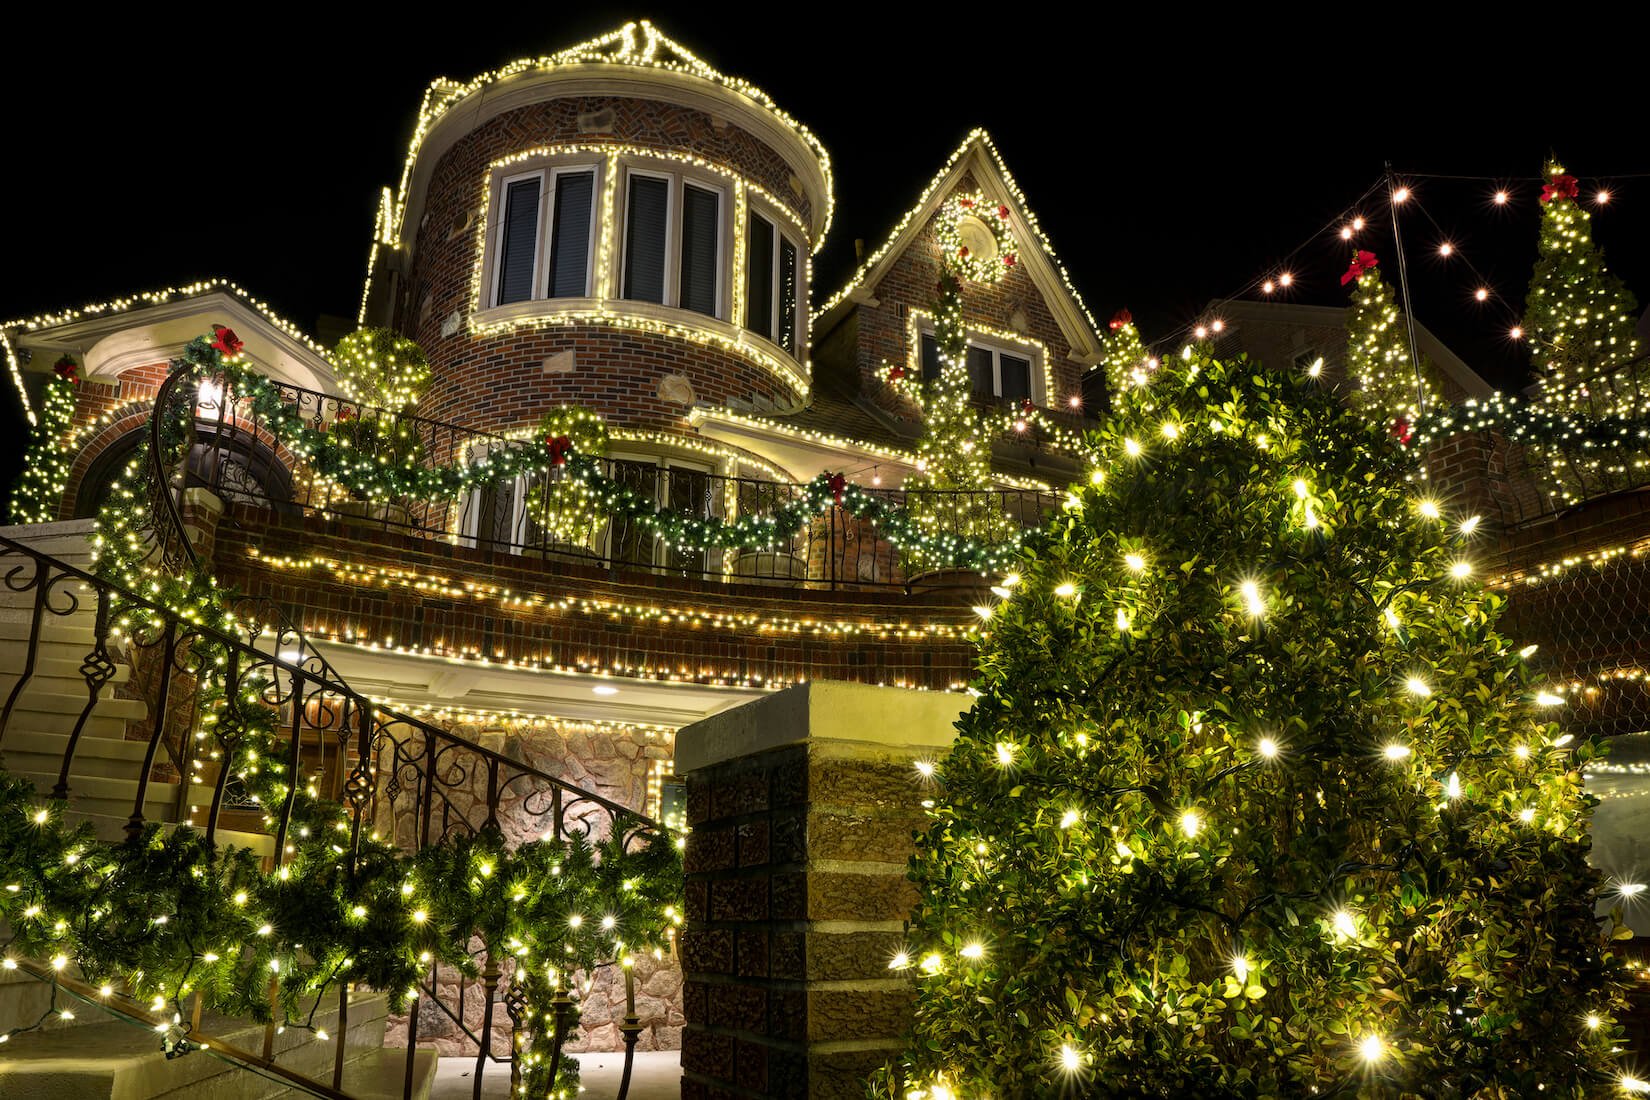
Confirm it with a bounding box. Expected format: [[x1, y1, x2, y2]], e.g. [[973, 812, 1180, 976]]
[[181, 335, 1029, 572], [5, 356, 80, 523]]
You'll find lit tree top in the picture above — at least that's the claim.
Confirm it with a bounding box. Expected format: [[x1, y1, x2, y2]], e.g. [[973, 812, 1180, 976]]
[[329, 328, 431, 412], [879, 353, 1628, 1099], [1101, 308, 1153, 402], [1526, 160, 1641, 414]]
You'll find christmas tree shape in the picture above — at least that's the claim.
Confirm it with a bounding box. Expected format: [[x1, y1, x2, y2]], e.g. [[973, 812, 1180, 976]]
[[1526, 160, 1642, 415], [7, 356, 80, 524], [878, 354, 1627, 1098], [892, 271, 1015, 573], [1101, 308, 1153, 402], [1342, 250, 1440, 425]]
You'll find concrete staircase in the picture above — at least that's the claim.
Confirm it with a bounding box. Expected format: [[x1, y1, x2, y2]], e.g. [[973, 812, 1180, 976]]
[[0, 520, 269, 850], [0, 521, 438, 1098]]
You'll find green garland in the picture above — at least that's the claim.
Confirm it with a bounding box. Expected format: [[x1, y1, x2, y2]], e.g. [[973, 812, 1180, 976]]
[[1412, 390, 1650, 451], [7, 358, 79, 523], [189, 337, 1025, 571], [2, 352, 685, 1098]]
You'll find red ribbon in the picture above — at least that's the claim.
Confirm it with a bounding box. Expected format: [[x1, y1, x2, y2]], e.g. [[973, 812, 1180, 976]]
[[1003, 253, 1016, 268], [1340, 250, 1379, 286], [547, 434, 573, 466], [958, 197, 973, 208], [1390, 417, 1413, 446], [827, 473, 845, 506], [887, 364, 905, 382], [52, 356, 79, 385], [1109, 308, 1132, 331], [1020, 398, 1034, 416], [335, 406, 354, 424], [211, 324, 244, 357], [997, 204, 1010, 219], [1541, 174, 1579, 204]]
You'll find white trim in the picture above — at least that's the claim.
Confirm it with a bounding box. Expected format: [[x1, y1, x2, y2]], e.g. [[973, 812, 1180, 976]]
[[620, 167, 677, 307], [545, 163, 602, 299], [490, 167, 547, 308]]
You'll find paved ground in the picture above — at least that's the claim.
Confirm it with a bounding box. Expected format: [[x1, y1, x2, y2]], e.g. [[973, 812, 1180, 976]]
[[430, 1049, 679, 1099]]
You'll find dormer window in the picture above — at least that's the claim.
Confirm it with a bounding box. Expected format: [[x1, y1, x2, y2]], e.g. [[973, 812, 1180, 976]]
[[746, 207, 801, 354], [620, 168, 726, 318], [918, 329, 1038, 406], [491, 162, 600, 306]]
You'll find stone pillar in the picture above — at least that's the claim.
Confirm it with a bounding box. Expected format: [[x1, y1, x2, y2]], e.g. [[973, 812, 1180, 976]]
[[676, 681, 967, 1100]]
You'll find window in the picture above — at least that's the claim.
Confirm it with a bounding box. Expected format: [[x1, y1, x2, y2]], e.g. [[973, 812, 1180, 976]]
[[599, 455, 722, 575], [489, 164, 600, 306], [918, 331, 1040, 405], [621, 168, 726, 317], [746, 209, 801, 354]]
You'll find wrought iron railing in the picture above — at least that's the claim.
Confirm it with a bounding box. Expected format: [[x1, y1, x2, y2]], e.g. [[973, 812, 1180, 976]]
[[170, 370, 1059, 589], [0, 363, 676, 1100]]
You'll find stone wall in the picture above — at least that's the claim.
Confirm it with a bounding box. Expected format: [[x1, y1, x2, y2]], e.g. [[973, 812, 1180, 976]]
[[676, 681, 967, 1100]]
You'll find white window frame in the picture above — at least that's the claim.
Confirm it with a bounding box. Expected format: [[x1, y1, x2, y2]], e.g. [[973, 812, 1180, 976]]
[[745, 201, 805, 353], [483, 157, 604, 308], [543, 163, 601, 299], [617, 162, 730, 319], [916, 324, 1045, 406], [489, 168, 547, 309]]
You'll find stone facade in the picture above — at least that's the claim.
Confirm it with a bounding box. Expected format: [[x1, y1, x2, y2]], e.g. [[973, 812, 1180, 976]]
[[676, 681, 968, 1100]]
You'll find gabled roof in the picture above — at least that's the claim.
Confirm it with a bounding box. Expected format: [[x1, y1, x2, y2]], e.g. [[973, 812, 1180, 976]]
[[3, 280, 333, 424], [812, 130, 1104, 363]]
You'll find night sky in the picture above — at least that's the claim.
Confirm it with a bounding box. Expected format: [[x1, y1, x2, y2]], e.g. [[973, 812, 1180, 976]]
[[3, 7, 1646, 492]]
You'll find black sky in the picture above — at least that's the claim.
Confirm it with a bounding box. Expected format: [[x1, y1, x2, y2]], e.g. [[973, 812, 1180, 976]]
[[2, 5, 1646, 490]]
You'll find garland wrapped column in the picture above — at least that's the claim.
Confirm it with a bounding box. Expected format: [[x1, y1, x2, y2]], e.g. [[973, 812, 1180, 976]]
[[6, 356, 80, 523]]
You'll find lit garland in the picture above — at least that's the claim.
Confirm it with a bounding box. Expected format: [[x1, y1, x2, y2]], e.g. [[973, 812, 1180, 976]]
[[1527, 160, 1642, 417], [172, 335, 1019, 570], [933, 193, 1017, 284], [879, 352, 1631, 1097], [1098, 309, 1154, 400], [6, 358, 79, 523]]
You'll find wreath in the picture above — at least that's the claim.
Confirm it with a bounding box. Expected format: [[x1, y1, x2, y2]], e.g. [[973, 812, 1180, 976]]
[[935, 192, 1018, 284], [524, 406, 610, 549]]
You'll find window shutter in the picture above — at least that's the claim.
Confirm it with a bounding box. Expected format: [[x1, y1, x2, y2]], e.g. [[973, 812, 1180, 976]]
[[496, 177, 541, 306], [968, 346, 996, 397], [778, 236, 798, 353], [679, 184, 720, 317], [1000, 354, 1032, 403], [548, 171, 595, 298], [920, 333, 941, 383], [746, 213, 774, 340], [623, 175, 669, 304]]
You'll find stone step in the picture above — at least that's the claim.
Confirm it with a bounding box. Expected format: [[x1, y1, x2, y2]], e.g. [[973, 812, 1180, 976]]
[[0, 708, 139, 741], [1, 689, 148, 722], [0, 654, 134, 686], [2, 731, 164, 781], [323, 1047, 440, 1100], [0, 529, 99, 564], [0, 616, 105, 646], [0, 984, 390, 1100]]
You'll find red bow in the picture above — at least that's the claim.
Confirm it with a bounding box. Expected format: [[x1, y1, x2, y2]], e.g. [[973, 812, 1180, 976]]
[[1340, 250, 1379, 286], [827, 473, 846, 506], [211, 324, 244, 357], [52, 356, 79, 385], [958, 246, 970, 258], [888, 364, 906, 382], [1003, 253, 1016, 267], [546, 435, 573, 466], [958, 197, 974, 208], [1109, 308, 1132, 331], [997, 204, 1010, 219], [1541, 174, 1579, 204], [336, 406, 354, 423], [1389, 417, 1413, 445], [1020, 398, 1034, 416]]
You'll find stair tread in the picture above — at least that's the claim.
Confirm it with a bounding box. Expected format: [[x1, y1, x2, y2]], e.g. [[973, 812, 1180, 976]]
[[334, 1047, 440, 1100]]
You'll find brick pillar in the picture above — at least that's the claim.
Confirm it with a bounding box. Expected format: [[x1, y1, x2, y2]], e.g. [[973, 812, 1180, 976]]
[[676, 681, 967, 1100], [178, 486, 225, 560]]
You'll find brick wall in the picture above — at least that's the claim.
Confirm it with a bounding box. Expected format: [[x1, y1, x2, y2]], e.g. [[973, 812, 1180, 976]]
[[846, 171, 1082, 418], [209, 506, 978, 693], [403, 94, 814, 432]]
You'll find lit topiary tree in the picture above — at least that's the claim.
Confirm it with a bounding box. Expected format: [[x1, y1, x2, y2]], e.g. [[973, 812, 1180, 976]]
[[1100, 307, 1153, 402], [1525, 160, 1641, 415], [328, 327, 431, 412], [877, 353, 1629, 1098], [1342, 249, 1440, 427]]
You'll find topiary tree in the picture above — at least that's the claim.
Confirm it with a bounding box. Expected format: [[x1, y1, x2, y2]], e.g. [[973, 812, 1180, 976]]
[[328, 327, 431, 412], [1341, 249, 1441, 427], [524, 406, 610, 549], [1525, 160, 1642, 415], [1100, 307, 1153, 404], [877, 353, 1629, 1098]]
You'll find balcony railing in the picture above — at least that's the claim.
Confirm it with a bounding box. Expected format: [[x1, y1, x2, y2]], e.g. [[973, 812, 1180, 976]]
[[179, 374, 1062, 590]]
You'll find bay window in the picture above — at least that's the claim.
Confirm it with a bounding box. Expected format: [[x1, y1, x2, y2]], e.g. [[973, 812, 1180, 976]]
[[746, 208, 800, 354], [620, 169, 725, 319], [490, 163, 600, 306]]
